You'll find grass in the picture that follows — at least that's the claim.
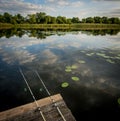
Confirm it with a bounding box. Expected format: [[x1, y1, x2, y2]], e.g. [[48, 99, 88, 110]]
[[0, 23, 120, 30]]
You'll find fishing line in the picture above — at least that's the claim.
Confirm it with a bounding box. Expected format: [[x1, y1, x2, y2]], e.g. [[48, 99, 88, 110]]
[[35, 70, 66, 121], [19, 68, 46, 121]]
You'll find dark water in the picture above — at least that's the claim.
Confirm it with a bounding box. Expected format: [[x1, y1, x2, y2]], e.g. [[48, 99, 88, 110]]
[[0, 29, 120, 120]]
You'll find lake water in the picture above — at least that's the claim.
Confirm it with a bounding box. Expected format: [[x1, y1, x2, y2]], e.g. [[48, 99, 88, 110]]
[[0, 29, 120, 120]]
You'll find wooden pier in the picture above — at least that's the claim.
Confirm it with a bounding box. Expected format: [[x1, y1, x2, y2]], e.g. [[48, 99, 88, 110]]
[[0, 94, 76, 121]]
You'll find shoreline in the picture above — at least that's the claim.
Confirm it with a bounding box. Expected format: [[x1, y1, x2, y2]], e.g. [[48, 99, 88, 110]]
[[0, 23, 120, 30]]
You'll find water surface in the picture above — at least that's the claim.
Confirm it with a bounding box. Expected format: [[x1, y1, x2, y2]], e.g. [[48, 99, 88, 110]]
[[0, 29, 120, 120]]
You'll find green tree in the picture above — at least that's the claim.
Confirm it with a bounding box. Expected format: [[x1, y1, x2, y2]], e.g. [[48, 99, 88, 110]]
[[62, 16, 67, 23], [81, 18, 86, 23], [3, 12, 12, 23], [56, 16, 63, 24], [86, 17, 94, 23], [15, 14, 24, 24], [67, 18, 72, 24], [108, 17, 120, 24], [71, 17, 80, 23], [10, 16, 17, 24], [113, 17, 120, 24], [101, 17, 108, 24], [94, 16, 102, 23], [36, 12, 46, 23], [44, 15, 51, 24], [0, 14, 4, 23], [27, 14, 36, 24], [51, 17, 56, 24]]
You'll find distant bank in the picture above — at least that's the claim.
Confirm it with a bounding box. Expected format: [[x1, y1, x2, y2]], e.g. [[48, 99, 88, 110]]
[[0, 23, 120, 30]]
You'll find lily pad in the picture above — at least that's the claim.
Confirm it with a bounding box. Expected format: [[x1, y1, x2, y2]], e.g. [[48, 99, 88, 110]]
[[71, 76, 80, 81], [65, 68, 72, 72], [61, 82, 69, 88], [66, 66, 71, 69], [86, 53, 94, 56], [96, 53, 110, 59], [39, 88, 43, 92], [24, 88, 27, 92], [78, 60, 85, 64], [81, 51, 85, 53], [106, 59, 115, 64], [71, 65, 78, 69], [117, 98, 120, 105], [118, 54, 120, 57], [115, 56, 120, 60]]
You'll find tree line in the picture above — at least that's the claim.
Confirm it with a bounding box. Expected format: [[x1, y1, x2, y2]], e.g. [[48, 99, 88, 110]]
[[0, 12, 120, 24]]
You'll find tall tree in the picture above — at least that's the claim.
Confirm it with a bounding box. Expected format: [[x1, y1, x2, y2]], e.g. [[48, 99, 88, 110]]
[[15, 14, 24, 24], [36, 12, 46, 23], [27, 14, 36, 24], [67, 18, 72, 24], [57, 16, 64, 24], [71, 17, 80, 23], [102, 17, 108, 24], [3, 12, 12, 23], [94, 16, 102, 23], [81, 18, 86, 23], [86, 17, 94, 23], [51, 17, 56, 24]]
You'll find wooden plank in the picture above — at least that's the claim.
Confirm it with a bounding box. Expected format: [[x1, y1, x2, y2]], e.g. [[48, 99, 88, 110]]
[[0, 94, 76, 121]]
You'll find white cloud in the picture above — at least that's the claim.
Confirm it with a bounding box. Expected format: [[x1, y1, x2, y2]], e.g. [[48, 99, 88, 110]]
[[58, 0, 69, 6], [42, 49, 58, 64], [93, 0, 120, 1], [0, 34, 59, 65], [0, 0, 119, 18], [0, 48, 36, 65], [70, 1, 84, 7], [47, 0, 55, 2], [46, 0, 83, 7], [0, 0, 43, 15]]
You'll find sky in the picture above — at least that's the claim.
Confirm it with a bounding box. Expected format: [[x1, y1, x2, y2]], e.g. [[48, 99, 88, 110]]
[[0, 0, 120, 19]]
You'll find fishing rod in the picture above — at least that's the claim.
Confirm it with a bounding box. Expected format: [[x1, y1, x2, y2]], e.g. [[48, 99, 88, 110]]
[[35, 70, 66, 121], [19, 68, 46, 121]]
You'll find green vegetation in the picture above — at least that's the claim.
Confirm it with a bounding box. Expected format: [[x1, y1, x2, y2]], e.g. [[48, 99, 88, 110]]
[[117, 98, 120, 105], [0, 12, 120, 24], [24, 88, 27, 92], [65, 68, 72, 72], [78, 60, 86, 64], [39, 88, 43, 92], [71, 65, 78, 69], [65, 65, 78, 73], [61, 82, 69, 88], [106, 59, 115, 64], [71, 77, 80, 81], [0, 12, 120, 29]]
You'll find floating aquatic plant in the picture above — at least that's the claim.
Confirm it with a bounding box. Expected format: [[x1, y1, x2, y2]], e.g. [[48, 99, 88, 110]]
[[96, 53, 110, 59], [71, 76, 79, 81], [39, 88, 43, 92], [118, 54, 120, 57], [106, 59, 115, 64], [86, 53, 94, 56], [117, 98, 120, 105], [66, 66, 71, 69], [65, 68, 72, 72], [61, 82, 69, 88], [96, 53, 106, 56], [81, 51, 85, 53], [71, 65, 78, 69], [115, 56, 120, 60], [78, 60, 85, 64], [65, 65, 78, 72], [24, 88, 27, 92]]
